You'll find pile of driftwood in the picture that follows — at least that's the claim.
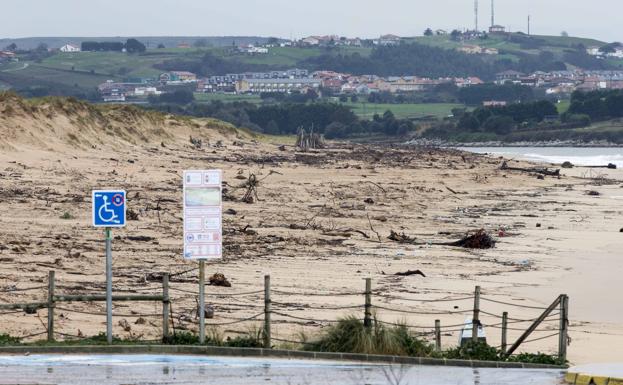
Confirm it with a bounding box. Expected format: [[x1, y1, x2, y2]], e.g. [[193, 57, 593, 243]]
[[296, 128, 325, 151], [388, 229, 496, 249]]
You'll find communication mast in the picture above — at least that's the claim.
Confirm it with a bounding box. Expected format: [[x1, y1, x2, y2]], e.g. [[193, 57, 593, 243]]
[[491, 0, 495, 27], [474, 0, 479, 31]]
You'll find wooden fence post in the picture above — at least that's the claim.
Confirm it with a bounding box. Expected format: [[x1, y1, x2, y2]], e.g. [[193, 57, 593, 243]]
[[435, 320, 441, 351], [472, 286, 481, 343], [263, 275, 271, 349], [199, 260, 205, 344], [162, 273, 169, 341], [364, 278, 372, 329], [558, 294, 569, 363], [47, 271, 55, 342], [501, 311, 508, 354], [504, 295, 562, 357]]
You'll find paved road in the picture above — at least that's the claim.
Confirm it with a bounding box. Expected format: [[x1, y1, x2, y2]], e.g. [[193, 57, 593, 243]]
[[0, 63, 29, 72], [0, 354, 564, 385]]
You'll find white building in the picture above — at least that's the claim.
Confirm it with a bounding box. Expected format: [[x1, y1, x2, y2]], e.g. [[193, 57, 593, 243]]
[[60, 44, 81, 53]]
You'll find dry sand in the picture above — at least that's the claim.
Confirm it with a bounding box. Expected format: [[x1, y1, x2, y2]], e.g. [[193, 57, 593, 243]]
[[0, 95, 621, 365]]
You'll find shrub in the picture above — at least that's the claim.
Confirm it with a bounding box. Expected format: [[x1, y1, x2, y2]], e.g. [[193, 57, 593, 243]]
[[305, 316, 432, 356], [60, 212, 74, 220], [506, 352, 565, 366], [443, 341, 499, 361], [0, 333, 21, 345]]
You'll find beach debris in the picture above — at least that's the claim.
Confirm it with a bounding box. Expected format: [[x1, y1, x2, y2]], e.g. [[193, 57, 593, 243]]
[[388, 230, 417, 244], [395, 269, 426, 277], [278, 145, 287, 151], [586, 190, 601, 196], [500, 161, 560, 177], [388, 229, 495, 249], [135, 317, 146, 325], [536, 223, 542, 228], [447, 229, 496, 249], [127, 209, 140, 221], [620, 228, 623, 233], [608, 163, 617, 169], [224, 208, 237, 215], [205, 304, 215, 319], [118, 319, 132, 332], [189, 136, 202, 149], [364, 198, 375, 204], [126, 235, 156, 242], [296, 127, 325, 151], [241, 174, 259, 204], [208, 273, 231, 287], [561, 161, 574, 169]]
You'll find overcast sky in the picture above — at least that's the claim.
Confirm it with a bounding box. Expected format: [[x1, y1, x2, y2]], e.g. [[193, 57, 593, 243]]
[[1, 0, 620, 42]]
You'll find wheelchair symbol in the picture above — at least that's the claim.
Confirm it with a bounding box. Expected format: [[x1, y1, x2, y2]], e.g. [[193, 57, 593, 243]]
[[98, 195, 120, 224]]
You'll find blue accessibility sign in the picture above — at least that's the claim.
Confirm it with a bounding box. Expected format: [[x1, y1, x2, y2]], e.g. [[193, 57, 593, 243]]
[[92, 190, 126, 227]]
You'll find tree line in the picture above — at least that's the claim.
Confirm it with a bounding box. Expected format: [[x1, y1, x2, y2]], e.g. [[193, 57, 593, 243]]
[[81, 39, 146, 53], [146, 100, 416, 139], [567, 89, 623, 121]]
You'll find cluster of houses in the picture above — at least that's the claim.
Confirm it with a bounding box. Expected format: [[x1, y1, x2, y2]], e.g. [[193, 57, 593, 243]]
[[457, 44, 499, 55], [199, 69, 484, 95], [586, 45, 623, 59], [299, 34, 402, 47], [0, 51, 18, 63], [495, 70, 623, 94], [97, 67, 488, 101]]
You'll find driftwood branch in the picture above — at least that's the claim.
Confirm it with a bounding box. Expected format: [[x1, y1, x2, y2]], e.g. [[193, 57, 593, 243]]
[[500, 161, 560, 177]]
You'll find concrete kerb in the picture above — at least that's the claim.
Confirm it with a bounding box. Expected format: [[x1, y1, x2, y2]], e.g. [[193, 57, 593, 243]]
[[565, 371, 623, 385], [0, 345, 566, 370]]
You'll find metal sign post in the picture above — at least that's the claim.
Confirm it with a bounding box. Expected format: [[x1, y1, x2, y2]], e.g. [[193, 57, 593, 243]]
[[105, 227, 113, 344], [92, 190, 126, 344], [183, 170, 222, 343]]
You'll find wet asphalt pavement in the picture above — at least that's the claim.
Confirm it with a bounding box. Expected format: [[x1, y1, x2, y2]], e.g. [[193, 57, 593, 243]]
[[0, 355, 565, 385]]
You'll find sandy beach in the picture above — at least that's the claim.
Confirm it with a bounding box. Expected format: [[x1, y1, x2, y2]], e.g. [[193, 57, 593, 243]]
[[0, 96, 621, 365]]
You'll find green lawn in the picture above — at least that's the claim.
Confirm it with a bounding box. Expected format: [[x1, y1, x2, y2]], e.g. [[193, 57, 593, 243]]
[[344, 102, 464, 120], [556, 100, 571, 114]]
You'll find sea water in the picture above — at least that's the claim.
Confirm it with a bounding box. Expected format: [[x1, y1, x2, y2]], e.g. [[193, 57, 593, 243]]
[[458, 147, 623, 167]]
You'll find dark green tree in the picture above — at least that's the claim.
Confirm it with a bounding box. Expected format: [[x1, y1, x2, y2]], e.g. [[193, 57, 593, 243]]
[[125, 38, 146, 53]]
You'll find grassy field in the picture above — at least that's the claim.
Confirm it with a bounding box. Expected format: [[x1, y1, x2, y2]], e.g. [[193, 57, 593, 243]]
[[39, 51, 201, 79], [232, 46, 372, 66], [344, 102, 463, 120], [556, 100, 571, 114], [10, 64, 113, 88], [414, 33, 609, 63]]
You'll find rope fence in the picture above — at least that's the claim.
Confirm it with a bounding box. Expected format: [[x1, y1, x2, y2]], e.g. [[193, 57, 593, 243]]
[[0, 272, 570, 362]]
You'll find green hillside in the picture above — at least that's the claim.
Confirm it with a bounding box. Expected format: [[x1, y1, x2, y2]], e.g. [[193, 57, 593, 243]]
[[413, 33, 611, 63], [0, 32, 621, 99]]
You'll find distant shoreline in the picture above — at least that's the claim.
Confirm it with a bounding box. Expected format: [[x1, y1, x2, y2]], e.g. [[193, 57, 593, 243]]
[[407, 139, 623, 148]]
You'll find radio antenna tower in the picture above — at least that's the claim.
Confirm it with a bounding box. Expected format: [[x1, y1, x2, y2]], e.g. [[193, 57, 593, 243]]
[[474, 0, 479, 31], [491, 0, 495, 27]]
